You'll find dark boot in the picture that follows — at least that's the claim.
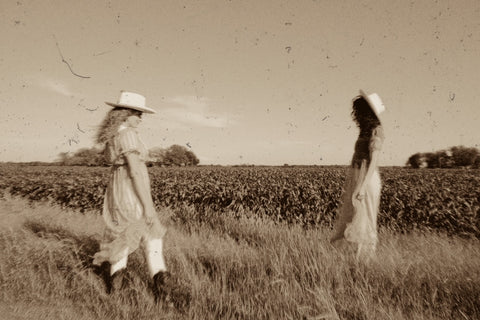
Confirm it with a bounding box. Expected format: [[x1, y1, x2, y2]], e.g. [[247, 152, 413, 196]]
[[109, 268, 129, 293], [152, 271, 171, 304], [152, 272, 192, 310], [95, 261, 113, 294], [96, 261, 129, 294]]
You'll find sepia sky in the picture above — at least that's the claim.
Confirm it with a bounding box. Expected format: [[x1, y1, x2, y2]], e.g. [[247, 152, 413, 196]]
[[1, 0, 479, 166]]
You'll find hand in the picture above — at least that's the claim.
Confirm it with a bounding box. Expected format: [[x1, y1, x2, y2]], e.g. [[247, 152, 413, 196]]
[[144, 207, 157, 226], [355, 192, 365, 201], [145, 215, 155, 227], [355, 186, 366, 201]]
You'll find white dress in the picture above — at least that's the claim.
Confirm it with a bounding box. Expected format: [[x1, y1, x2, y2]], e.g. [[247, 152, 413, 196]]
[[93, 125, 166, 266], [331, 126, 385, 255]]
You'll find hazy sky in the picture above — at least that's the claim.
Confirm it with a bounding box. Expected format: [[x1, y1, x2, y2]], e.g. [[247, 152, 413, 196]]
[[1, 0, 479, 165]]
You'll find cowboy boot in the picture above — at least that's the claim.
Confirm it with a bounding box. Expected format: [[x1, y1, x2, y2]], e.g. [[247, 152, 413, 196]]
[[152, 272, 192, 310], [152, 271, 171, 304], [95, 261, 114, 294], [97, 262, 129, 294], [110, 268, 130, 293]]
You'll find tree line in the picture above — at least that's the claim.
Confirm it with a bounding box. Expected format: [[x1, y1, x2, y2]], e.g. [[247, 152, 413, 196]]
[[406, 145, 480, 169], [57, 144, 199, 167]]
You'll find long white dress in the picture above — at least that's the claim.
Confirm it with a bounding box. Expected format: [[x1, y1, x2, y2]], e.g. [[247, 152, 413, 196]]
[[93, 125, 166, 267], [331, 126, 385, 255]]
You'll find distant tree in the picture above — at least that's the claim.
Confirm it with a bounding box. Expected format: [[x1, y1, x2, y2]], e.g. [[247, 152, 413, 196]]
[[163, 144, 200, 166], [450, 146, 479, 167], [406, 153, 423, 168], [58, 147, 106, 166], [436, 150, 454, 168], [185, 149, 200, 166], [164, 145, 186, 166], [74, 148, 102, 166], [407, 145, 479, 169], [148, 147, 167, 166], [57, 152, 71, 164], [474, 155, 480, 169], [58, 144, 199, 167], [424, 152, 440, 168]]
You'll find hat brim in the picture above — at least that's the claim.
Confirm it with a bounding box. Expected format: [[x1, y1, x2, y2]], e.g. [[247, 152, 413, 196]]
[[359, 90, 384, 121], [105, 102, 156, 114]]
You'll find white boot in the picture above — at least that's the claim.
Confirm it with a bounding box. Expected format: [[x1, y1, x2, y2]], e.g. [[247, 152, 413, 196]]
[[146, 238, 167, 277], [110, 248, 128, 275]]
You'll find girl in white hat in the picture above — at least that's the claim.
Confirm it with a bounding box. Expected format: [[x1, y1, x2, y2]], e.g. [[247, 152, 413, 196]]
[[330, 90, 386, 259], [92, 91, 169, 300]]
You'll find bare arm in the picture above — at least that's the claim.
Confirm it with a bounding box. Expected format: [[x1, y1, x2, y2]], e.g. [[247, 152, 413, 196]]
[[125, 152, 156, 219]]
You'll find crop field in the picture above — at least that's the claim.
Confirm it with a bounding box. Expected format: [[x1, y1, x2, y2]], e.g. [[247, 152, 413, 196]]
[[1, 164, 479, 237], [1, 164, 480, 319]]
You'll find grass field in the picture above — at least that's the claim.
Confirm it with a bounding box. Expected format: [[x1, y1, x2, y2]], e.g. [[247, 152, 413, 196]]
[[1, 194, 479, 320]]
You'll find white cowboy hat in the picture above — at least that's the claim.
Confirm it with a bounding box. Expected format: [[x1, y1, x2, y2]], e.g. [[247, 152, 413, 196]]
[[359, 89, 385, 120], [105, 91, 156, 114]]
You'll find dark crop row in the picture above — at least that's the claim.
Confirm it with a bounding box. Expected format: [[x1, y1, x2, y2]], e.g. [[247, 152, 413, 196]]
[[1, 164, 479, 237]]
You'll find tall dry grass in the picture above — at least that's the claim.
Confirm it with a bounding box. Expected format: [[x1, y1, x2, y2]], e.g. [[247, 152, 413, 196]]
[[0, 196, 479, 320]]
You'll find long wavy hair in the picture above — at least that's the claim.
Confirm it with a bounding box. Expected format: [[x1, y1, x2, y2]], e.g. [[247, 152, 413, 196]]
[[96, 107, 142, 145], [351, 96, 381, 136]]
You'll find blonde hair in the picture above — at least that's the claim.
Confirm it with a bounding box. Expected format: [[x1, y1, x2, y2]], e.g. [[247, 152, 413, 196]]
[[96, 107, 141, 145]]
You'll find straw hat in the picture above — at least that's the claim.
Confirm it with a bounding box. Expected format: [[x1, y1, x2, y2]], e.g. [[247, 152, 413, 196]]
[[105, 91, 156, 114], [359, 89, 385, 120]]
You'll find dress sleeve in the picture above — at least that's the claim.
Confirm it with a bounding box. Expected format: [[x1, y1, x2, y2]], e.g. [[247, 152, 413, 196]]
[[369, 126, 385, 152], [118, 128, 141, 156]]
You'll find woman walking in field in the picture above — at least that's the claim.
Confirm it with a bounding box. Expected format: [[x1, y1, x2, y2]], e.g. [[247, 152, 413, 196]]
[[330, 90, 385, 259], [92, 91, 169, 300]]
